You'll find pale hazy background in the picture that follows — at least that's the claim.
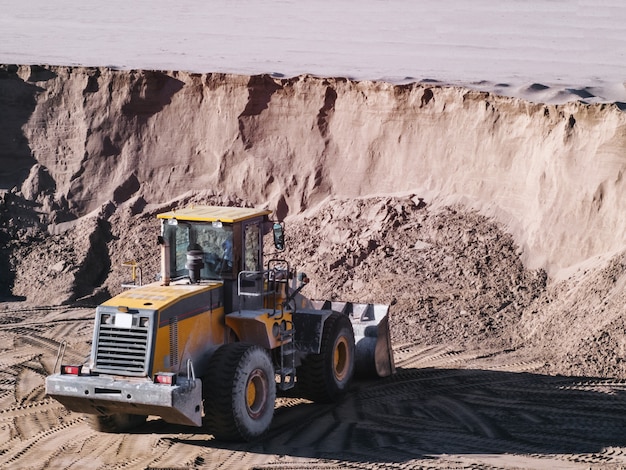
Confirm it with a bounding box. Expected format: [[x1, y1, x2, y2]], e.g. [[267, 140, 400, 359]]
[[1, 1, 625, 102]]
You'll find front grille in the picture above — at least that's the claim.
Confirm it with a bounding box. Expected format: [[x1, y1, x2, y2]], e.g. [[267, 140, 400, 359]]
[[94, 324, 149, 375]]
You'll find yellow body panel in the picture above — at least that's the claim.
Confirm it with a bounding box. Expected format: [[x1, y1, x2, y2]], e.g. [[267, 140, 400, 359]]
[[103, 282, 227, 375], [153, 323, 173, 372], [102, 282, 220, 310], [157, 205, 271, 223], [152, 305, 227, 373], [226, 310, 293, 350]]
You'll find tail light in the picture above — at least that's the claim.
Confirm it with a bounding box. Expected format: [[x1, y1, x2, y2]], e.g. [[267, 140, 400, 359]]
[[154, 372, 177, 385], [61, 365, 81, 375]]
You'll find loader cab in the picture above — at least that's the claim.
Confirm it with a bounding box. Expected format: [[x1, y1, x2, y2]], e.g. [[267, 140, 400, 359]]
[[157, 205, 274, 282]]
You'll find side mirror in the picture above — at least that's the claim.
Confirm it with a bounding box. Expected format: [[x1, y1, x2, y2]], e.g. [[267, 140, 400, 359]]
[[273, 222, 285, 251]]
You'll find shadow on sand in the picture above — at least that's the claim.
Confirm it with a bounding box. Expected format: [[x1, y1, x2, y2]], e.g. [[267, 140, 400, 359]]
[[139, 366, 626, 464]]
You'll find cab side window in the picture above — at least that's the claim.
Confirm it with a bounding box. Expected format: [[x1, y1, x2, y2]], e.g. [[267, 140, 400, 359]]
[[244, 223, 261, 272]]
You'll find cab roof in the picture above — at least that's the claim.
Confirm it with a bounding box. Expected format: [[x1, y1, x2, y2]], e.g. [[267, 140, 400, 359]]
[[156, 205, 272, 223]]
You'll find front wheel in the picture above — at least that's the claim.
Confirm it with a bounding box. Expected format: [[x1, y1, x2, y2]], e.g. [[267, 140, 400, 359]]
[[297, 312, 355, 403], [203, 343, 276, 441]]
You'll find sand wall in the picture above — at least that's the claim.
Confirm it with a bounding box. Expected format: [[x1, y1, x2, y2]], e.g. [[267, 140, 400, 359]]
[[1, 65, 625, 275]]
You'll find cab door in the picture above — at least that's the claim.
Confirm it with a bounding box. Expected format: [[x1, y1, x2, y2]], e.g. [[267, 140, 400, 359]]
[[238, 218, 264, 309], [243, 219, 262, 272]]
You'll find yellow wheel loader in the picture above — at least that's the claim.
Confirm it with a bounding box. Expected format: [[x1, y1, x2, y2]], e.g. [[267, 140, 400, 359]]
[[46, 205, 394, 441]]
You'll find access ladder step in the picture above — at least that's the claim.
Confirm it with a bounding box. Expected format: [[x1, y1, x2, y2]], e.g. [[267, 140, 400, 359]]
[[278, 327, 296, 391], [277, 368, 296, 391]]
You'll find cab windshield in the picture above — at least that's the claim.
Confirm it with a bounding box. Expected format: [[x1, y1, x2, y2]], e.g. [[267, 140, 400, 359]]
[[162, 220, 234, 280]]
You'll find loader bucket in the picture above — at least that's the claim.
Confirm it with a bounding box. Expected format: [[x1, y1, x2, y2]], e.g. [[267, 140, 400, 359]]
[[309, 300, 395, 378]]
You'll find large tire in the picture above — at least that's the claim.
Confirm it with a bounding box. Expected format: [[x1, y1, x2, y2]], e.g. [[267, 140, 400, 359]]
[[297, 312, 355, 403], [203, 343, 276, 442], [87, 413, 147, 432]]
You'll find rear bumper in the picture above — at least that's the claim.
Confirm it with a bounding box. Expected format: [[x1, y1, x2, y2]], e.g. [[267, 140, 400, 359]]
[[45, 373, 203, 427]]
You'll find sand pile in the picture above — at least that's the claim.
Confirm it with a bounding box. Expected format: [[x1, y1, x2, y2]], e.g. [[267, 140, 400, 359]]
[[1, 64, 626, 377]]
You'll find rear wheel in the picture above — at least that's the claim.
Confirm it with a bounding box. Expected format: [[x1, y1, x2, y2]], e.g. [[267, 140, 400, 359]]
[[87, 413, 147, 432], [203, 343, 276, 441], [297, 312, 355, 403]]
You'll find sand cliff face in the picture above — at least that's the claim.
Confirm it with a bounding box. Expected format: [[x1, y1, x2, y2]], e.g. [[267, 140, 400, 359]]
[[2, 64, 624, 277], [3, 64, 626, 378]]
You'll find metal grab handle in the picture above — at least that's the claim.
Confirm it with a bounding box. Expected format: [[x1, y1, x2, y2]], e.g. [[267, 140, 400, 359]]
[[186, 359, 196, 389], [53, 341, 67, 373], [237, 270, 265, 297]]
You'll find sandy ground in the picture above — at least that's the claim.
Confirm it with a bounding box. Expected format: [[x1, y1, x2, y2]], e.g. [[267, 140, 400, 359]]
[[2, 192, 626, 469], [3, 305, 626, 470], [1, 2, 626, 469]]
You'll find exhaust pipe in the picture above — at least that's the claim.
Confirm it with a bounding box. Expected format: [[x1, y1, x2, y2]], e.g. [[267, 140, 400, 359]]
[[158, 236, 171, 286]]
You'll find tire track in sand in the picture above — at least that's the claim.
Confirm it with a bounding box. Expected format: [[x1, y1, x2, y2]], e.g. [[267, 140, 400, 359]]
[[251, 344, 626, 468], [3, 308, 626, 468]]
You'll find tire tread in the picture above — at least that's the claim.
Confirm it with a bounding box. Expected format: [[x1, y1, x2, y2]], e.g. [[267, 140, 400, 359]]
[[297, 313, 355, 403]]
